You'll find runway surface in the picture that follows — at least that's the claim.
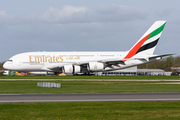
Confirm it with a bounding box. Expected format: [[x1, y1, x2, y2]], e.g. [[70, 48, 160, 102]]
[[0, 93, 180, 103]]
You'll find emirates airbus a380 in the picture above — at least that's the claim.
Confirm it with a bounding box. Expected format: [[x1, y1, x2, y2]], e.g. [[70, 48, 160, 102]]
[[3, 21, 173, 75]]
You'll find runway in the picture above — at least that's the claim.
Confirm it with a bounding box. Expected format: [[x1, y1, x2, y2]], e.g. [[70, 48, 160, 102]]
[[0, 93, 180, 103]]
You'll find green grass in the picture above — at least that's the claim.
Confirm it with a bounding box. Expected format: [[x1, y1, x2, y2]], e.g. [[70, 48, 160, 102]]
[[0, 101, 180, 120], [1, 75, 180, 79], [0, 80, 180, 93], [0, 77, 180, 119]]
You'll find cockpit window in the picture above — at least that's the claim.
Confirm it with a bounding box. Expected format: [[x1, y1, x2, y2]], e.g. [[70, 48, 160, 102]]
[[7, 60, 13, 62]]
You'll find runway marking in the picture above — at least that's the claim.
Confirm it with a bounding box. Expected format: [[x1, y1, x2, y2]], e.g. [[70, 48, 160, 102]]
[[0, 94, 21, 96], [1, 79, 180, 81], [1, 99, 180, 103], [145, 82, 180, 84]]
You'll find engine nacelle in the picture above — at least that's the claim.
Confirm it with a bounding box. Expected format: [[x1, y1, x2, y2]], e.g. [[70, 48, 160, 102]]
[[88, 62, 104, 71], [63, 65, 73, 74], [63, 65, 81, 74], [73, 65, 81, 74]]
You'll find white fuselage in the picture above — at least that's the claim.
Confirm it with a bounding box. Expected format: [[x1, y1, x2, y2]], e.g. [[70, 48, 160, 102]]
[[3, 51, 154, 73]]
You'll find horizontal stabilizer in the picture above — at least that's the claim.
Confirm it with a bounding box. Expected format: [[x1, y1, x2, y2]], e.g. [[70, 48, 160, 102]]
[[149, 53, 175, 59], [134, 53, 175, 61]]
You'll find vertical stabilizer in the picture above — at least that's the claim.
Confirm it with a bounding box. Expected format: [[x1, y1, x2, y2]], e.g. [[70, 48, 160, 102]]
[[124, 21, 166, 59]]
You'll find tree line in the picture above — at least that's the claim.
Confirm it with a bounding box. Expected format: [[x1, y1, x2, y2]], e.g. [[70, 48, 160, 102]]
[[0, 62, 5, 75], [138, 56, 180, 72], [0, 62, 4, 69]]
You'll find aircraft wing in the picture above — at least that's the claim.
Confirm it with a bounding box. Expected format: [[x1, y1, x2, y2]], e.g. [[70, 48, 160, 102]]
[[45, 53, 174, 71], [45, 58, 135, 71]]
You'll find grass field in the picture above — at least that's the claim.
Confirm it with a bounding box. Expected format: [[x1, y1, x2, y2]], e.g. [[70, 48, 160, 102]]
[[1, 101, 180, 120], [1, 75, 180, 79], [1, 76, 180, 119], [0, 80, 180, 93]]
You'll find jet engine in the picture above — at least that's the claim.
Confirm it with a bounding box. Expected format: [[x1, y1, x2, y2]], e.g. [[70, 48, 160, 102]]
[[63, 65, 81, 74], [73, 65, 81, 74], [63, 65, 73, 74], [88, 62, 104, 71]]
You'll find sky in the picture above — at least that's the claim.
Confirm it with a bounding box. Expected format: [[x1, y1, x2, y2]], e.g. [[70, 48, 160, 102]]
[[0, 0, 180, 62]]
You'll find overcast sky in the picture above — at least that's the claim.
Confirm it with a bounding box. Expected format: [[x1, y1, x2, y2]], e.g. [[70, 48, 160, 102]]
[[0, 0, 180, 62]]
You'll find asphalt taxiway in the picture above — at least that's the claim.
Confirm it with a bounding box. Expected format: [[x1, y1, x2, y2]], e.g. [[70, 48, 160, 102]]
[[0, 93, 180, 103]]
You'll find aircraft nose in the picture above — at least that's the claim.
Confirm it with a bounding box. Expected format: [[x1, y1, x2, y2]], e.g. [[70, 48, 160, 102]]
[[3, 61, 12, 70], [3, 62, 8, 69]]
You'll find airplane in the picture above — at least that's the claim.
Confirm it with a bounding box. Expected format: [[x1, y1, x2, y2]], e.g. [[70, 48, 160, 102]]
[[3, 21, 173, 75], [28, 71, 57, 76], [3, 70, 56, 76], [3, 70, 25, 76], [3, 71, 9, 76]]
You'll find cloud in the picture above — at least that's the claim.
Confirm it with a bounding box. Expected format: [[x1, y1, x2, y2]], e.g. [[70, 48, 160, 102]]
[[94, 4, 145, 22], [97, 4, 141, 15], [39, 5, 145, 23], [0, 5, 146, 61], [0, 11, 6, 16], [0, 5, 145, 24], [0, 11, 9, 21], [41, 5, 88, 22]]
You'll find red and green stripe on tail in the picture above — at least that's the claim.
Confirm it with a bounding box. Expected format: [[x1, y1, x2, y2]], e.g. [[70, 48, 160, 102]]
[[124, 21, 166, 60]]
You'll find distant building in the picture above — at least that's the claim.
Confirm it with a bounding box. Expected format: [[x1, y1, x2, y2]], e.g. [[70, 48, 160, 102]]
[[137, 69, 170, 76], [171, 67, 180, 75], [94, 67, 172, 76], [171, 67, 180, 72], [100, 66, 137, 76]]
